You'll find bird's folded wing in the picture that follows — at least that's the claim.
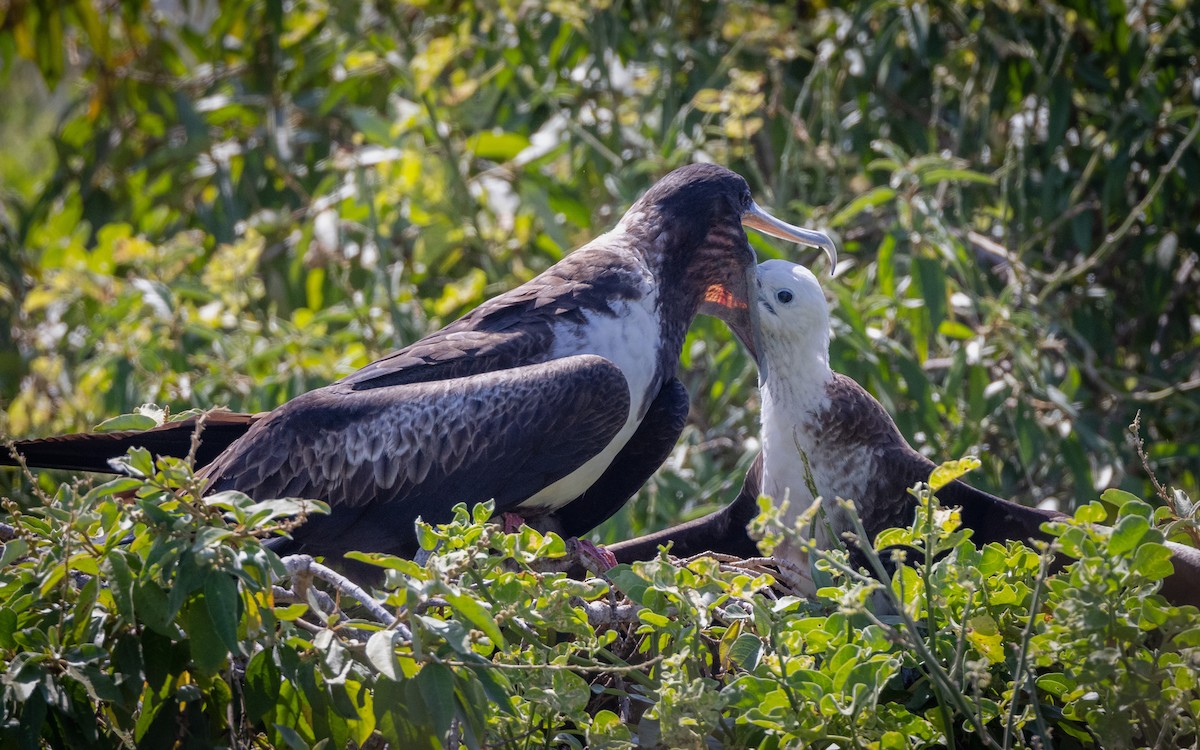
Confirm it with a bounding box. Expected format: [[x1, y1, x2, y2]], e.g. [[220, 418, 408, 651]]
[[554, 377, 690, 538], [200, 354, 632, 544], [335, 265, 640, 391], [336, 322, 553, 390]]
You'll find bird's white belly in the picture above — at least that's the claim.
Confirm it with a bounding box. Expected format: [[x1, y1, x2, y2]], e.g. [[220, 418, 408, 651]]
[[765, 437, 863, 540], [519, 299, 660, 511], [760, 398, 861, 590], [762, 428, 831, 597]]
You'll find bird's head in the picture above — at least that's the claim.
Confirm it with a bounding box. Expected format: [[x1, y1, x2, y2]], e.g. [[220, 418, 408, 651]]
[[752, 259, 832, 384], [620, 163, 836, 371]]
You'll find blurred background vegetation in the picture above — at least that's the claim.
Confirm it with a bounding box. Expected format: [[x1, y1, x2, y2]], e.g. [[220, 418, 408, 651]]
[[1, 0, 1197, 541]]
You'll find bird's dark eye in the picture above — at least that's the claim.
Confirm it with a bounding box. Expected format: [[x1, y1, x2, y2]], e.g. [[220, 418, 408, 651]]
[[776, 289, 794, 304]]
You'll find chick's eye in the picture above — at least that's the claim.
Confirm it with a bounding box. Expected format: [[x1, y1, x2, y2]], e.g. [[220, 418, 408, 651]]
[[776, 289, 794, 304]]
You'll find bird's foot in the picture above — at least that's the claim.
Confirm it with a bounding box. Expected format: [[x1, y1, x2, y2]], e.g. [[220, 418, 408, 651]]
[[499, 511, 527, 534], [567, 537, 619, 574]]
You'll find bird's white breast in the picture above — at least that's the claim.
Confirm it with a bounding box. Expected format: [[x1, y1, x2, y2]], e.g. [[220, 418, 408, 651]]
[[519, 289, 662, 510], [758, 373, 855, 590]]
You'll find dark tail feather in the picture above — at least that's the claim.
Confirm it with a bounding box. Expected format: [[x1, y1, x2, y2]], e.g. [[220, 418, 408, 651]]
[[938, 480, 1200, 608], [936, 480, 1066, 548], [2, 411, 259, 474]]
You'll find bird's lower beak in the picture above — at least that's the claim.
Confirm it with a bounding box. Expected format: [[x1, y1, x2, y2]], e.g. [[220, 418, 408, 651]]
[[742, 201, 837, 272], [699, 266, 769, 385]]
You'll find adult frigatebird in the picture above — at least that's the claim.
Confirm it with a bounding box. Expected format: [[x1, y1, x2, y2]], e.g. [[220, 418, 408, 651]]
[[609, 260, 1200, 607], [1, 411, 260, 474], [4, 165, 837, 565]]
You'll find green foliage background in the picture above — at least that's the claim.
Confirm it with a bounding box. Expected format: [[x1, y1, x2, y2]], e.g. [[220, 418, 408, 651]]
[[1, 1, 1199, 746]]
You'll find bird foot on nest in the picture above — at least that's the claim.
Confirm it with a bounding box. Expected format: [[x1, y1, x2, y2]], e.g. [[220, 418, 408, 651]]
[[525, 537, 618, 577], [499, 511, 527, 534], [567, 537, 618, 574], [496, 511, 616, 575]]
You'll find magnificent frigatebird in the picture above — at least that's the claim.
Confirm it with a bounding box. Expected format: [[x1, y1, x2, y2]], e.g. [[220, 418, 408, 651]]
[[4, 165, 837, 565], [609, 260, 1200, 606]]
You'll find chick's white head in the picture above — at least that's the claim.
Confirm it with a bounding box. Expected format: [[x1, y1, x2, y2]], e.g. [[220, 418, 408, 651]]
[[754, 260, 832, 378]]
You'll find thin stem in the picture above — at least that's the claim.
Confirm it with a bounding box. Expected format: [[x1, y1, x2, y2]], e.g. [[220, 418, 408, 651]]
[[1001, 547, 1053, 749], [1037, 116, 1200, 301]]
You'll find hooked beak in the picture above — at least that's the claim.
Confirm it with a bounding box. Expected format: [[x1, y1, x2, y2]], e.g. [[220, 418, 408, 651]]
[[742, 201, 837, 272], [700, 265, 769, 385]]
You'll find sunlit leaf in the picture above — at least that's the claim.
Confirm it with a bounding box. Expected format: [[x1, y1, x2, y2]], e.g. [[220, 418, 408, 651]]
[[928, 456, 981, 490]]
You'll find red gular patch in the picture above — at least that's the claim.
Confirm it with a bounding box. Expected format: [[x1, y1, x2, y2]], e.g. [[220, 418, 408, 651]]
[[703, 284, 747, 311]]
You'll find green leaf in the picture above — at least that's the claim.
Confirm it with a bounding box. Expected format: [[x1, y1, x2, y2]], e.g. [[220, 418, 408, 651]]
[[0, 538, 28, 568], [1074, 501, 1108, 524], [95, 413, 160, 432], [273, 603, 309, 621], [929, 456, 981, 491], [414, 615, 471, 654], [417, 663, 457, 740], [66, 663, 121, 704], [112, 446, 155, 478], [342, 680, 376, 747], [830, 186, 896, 227], [86, 476, 146, 499], [204, 572, 241, 653], [1106, 514, 1151, 557], [366, 630, 403, 680], [184, 595, 227, 675], [1036, 672, 1072, 697], [471, 500, 495, 524], [638, 610, 671, 628], [416, 522, 438, 552], [727, 633, 763, 671], [965, 614, 1005, 662], [244, 649, 282, 723], [609, 566, 649, 605], [892, 565, 924, 612], [133, 580, 177, 637], [1131, 543, 1174, 581], [937, 320, 975, 340], [465, 131, 530, 162], [0, 608, 16, 649], [374, 678, 439, 750], [342, 551, 423, 576], [443, 591, 505, 648], [548, 669, 591, 714], [588, 710, 633, 745], [918, 167, 995, 186], [723, 674, 779, 709]]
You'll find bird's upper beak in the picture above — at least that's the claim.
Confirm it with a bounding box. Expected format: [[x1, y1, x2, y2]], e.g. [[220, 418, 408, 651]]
[[700, 203, 834, 386], [741, 201, 837, 272]]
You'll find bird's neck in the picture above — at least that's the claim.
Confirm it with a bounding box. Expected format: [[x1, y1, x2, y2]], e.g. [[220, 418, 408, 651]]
[[758, 337, 835, 509], [761, 336, 833, 419], [600, 218, 704, 385]]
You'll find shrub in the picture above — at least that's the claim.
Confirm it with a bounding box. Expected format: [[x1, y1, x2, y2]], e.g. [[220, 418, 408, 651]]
[[2, 454, 1197, 748]]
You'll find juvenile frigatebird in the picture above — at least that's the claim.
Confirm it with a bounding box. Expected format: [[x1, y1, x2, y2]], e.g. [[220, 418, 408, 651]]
[[609, 260, 1200, 607], [4, 165, 837, 566]]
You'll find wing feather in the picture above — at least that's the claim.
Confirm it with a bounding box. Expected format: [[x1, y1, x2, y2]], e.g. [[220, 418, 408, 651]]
[[201, 354, 633, 558], [334, 248, 645, 391]]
